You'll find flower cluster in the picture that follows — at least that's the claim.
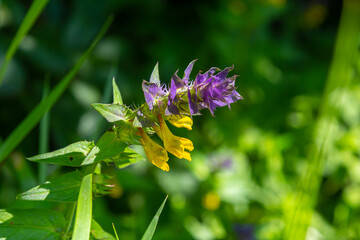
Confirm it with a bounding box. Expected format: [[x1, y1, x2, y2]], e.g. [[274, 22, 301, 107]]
[[93, 60, 242, 171], [142, 60, 242, 116], [136, 60, 242, 171]]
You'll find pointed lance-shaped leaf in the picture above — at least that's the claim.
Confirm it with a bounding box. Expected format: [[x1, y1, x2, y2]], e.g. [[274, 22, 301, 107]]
[[27, 141, 96, 167], [112, 78, 123, 105], [92, 103, 132, 123], [141, 196, 168, 240]]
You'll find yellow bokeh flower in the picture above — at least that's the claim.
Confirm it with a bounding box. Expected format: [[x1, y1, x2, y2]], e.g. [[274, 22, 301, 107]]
[[138, 128, 169, 171], [202, 192, 220, 211], [154, 115, 194, 161], [167, 115, 193, 130]]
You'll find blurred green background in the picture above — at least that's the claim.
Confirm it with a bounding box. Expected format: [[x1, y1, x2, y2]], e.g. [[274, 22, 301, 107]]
[[1, 0, 360, 239]]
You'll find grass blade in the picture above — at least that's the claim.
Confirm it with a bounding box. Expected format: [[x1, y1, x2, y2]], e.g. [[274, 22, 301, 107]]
[[38, 76, 50, 183], [0, 16, 113, 164], [0, 0, 49, 85], [72, 173, 93, 240], [141, 196, 168, 240], [112, 223, 120, 240], [283, 2, 360, 239]]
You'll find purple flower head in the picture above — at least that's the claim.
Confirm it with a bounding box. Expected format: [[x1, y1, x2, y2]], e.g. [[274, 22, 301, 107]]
[[142, 81, 167, 110], [193, 65, 242, 115], [142, 60, 242, 117]]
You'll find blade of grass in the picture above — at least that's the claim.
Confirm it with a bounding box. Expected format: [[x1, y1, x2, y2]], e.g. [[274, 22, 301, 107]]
[[38, 76, 50, 183], [141, 196, 168, 240], [0, 16, 114, 164], [0, 0, 49, 86], [72, 172, 93, 240], [283, 1, 360, 239], [112, 223, 120, 240]]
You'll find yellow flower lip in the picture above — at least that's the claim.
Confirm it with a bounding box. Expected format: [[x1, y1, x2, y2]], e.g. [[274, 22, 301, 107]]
[[167, 115, 193, 130], [154, 114, 194, 161], [138, 128, 169, 171]]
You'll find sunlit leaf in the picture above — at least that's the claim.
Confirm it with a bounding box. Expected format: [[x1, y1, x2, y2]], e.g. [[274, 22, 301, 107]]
[[112, 78, 123, 105], [17, 171, 82, 202], [27, 141, 96, 167], [91, 103, 132, 123]]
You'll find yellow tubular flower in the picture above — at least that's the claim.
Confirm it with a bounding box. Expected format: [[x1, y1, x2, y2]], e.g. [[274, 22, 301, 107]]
[[154, 115, 194, 161], [167, 115, 193, 130], [137, 128, 169, 171]]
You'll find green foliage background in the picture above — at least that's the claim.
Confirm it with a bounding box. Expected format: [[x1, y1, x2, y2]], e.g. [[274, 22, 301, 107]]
[[1, 0, 359, 239]]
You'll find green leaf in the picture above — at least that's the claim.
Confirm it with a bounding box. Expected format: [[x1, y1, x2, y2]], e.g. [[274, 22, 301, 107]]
[[17, 171, 82, 202], [0, 16, 114, 164], [113, 145, 144, 169], [0, 0, 49, 86], [72, 173, 93, 240], [28, 130, 129, 168], [27, 141, 96, 167], [92, 103, 132, 123], [80, 145, 101, 166], [93, 130, 127, 162], [0, 208, 66, 240], [150, 62, 160, 85], [114, 121, 137, 143], [141, 196, 168, 240], [90, 219, 115, 240], [112, 78, 123, 105]]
